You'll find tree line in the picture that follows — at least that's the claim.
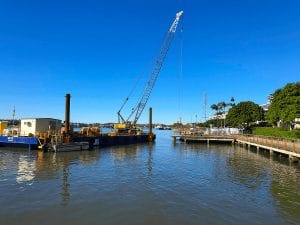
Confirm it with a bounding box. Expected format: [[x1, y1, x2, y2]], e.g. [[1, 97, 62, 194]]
[[200, 82, 299, 129]]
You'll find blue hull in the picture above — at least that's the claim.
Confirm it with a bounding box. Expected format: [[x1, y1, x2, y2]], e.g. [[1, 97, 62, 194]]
[[0, 136, 40, 150]]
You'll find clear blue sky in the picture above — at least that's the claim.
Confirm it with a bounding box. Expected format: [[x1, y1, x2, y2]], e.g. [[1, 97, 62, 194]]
[[0, 0, 299, 124]]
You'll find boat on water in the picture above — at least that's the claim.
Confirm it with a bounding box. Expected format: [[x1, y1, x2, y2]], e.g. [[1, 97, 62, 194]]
[[155, 125, 172, 130]]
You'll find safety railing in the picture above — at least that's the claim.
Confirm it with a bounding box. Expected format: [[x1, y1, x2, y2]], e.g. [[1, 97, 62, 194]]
[[235, 134, 300, 154]]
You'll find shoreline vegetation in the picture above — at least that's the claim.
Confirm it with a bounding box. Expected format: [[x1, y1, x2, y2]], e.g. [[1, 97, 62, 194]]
[[253, 127, 300, 140], [180, 82, 300, 140]]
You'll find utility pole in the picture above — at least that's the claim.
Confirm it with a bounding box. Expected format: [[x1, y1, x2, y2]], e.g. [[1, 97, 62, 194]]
[[203, 92, 207, 121], [12, 106, 15, 134]]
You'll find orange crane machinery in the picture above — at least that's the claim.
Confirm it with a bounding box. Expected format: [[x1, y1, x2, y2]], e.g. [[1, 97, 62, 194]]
[[115, 11, 183, 131]]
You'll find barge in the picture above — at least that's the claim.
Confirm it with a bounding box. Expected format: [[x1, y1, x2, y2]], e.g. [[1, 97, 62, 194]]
[[0, 94, 156, 152], [0, 133, 155, 151], [46, 133, 154, 152]]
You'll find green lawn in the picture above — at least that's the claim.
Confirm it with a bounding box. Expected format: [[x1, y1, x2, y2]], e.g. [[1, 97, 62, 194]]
[[252, 127, 300, 139]]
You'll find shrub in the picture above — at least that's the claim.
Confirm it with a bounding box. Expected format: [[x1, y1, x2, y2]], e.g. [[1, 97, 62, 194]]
[[252, 127, 300, 139]]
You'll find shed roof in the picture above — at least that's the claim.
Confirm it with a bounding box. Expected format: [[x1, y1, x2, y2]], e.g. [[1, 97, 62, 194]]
[[21, 118, 61, 121]]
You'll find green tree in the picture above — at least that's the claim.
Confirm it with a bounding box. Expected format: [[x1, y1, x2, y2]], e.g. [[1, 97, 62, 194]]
[[230, 97, 235, 106], [210, 99, 235, 127], [210, 104, 219, 113], [211, 103, 224, 127], [267, 82, 300, 127], [218, 101, 226, 113], [226, 101, 264, 127], [217, 101, 226, 127]]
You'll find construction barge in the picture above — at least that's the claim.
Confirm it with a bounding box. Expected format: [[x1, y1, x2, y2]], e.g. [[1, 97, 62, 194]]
[[0, 133, 154, 152], [0, 94, 155, 152], [49, 132, 154, 152], [0, 11, 184, 152]]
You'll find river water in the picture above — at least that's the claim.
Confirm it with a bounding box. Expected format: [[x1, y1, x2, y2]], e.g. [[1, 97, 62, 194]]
[[0, 130, 299, 225]]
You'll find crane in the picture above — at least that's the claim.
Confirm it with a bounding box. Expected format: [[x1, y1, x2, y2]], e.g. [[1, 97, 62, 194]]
[[115, 11, 183, 131]]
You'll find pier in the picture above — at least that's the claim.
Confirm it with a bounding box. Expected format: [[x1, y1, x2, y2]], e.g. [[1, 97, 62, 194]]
[[172, 134, 235, 144], [173, 134, 300, 162], [235, 135, 300, 162]]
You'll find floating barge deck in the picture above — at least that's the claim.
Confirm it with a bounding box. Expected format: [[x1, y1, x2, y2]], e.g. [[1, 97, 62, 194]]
[[0, 133, 155, 151]]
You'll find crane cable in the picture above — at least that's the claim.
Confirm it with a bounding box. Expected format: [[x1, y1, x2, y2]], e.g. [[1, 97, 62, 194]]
[[122, 13, 180, 122], [178, 2, 185, 125], [118, 58, 153, 119]]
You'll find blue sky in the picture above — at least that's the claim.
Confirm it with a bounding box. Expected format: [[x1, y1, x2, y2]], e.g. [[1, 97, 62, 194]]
[[0, 0, 299, 124]]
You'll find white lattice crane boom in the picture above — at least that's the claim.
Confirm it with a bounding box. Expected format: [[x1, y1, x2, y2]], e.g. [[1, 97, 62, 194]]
[[116, 11, 183, 129]]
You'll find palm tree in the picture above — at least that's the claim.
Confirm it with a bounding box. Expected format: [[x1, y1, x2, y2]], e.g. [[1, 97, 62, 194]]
[[218, 102, 227, 128], [230, 97, 235, 107], [218, 102, 226, 112], [210, 98, 236, 129], [210, 104, 219, 112], [211, 104, 221, 127]]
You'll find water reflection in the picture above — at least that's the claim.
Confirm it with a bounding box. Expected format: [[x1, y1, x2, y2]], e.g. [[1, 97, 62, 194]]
[[0, 153, 4, 171], [35, 151, 101, 206], [35, 151, 99, 177], [0, 134, 299, 225], [227, 146, 268, 189], [174, 142, 300, 223], [16, 155, 36, 184], [0, 150, 102, 206], [106, 143, 155, 179], [270, 163, 300, 222], [147, 143, 154, 177], [61, 166, 70, 206], [111, 145, 139, 162], [225, 145, 300, 221]]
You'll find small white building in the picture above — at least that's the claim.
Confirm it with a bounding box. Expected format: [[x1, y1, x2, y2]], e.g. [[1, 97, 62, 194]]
[[294, 118, 300, 129], [20, 118, 62, 136], [210, 111, 228, 120]]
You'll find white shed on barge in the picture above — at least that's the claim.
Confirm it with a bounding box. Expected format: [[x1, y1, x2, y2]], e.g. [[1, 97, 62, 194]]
[[20, 118, 61, 136]]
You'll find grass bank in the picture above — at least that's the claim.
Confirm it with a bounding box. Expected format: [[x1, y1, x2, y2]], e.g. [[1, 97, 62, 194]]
[[252, 127, 300, 139]]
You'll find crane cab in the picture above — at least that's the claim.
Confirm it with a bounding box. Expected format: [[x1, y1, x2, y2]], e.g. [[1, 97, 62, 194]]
[[113, 123, 142, 135], [114, 123, 127, 129]]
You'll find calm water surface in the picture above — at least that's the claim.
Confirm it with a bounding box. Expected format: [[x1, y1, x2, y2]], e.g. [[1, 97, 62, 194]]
[[0, 130, 299, 225]]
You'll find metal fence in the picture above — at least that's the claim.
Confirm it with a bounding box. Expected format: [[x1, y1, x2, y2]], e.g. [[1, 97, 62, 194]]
[[208, 128, 242, 135]]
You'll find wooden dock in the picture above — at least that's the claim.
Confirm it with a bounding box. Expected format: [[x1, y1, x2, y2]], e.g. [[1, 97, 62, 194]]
[[172, 135, 234, 144], [172, 134, 300, 162], [235, 135, 300, 162]]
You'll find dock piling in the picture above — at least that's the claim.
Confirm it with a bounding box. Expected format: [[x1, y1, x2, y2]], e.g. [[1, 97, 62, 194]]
[[65, 93, 71, 135], [148, 107, 154, 141]]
